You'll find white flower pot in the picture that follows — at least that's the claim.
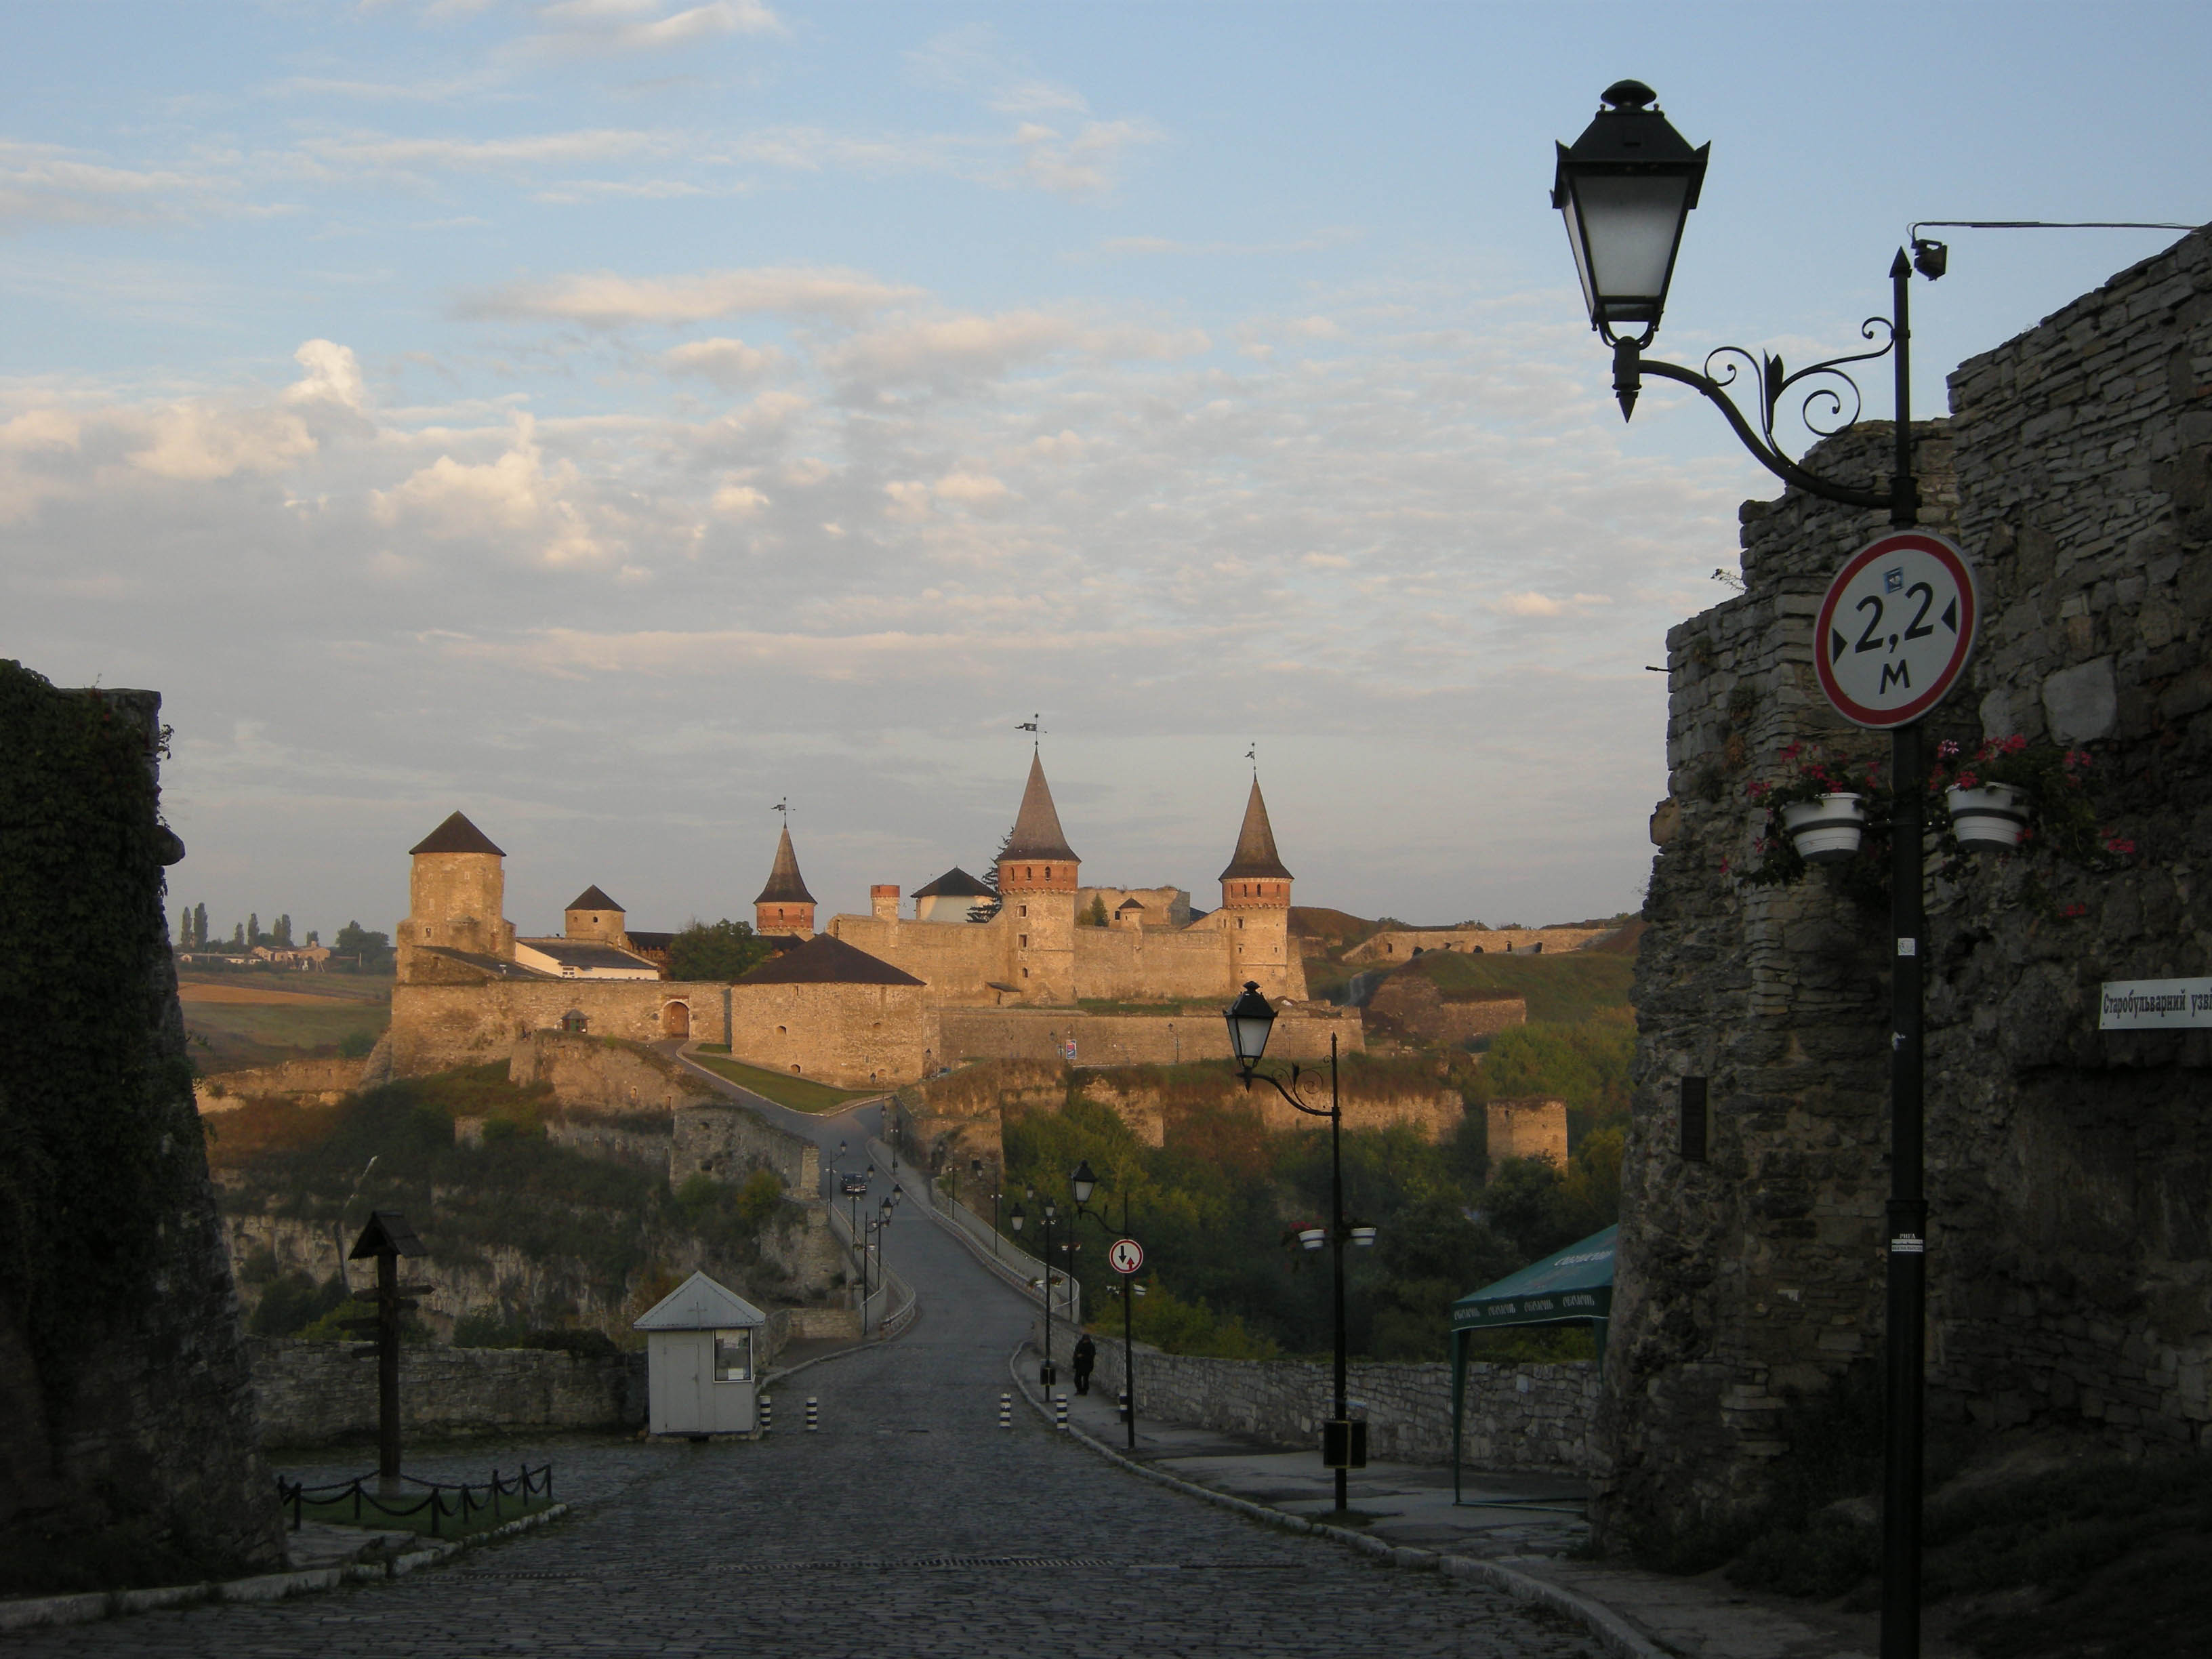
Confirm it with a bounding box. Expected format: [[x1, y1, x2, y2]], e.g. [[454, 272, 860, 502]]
[[1780, 794, 1866, 865], [1947, 783, 2029, 849]]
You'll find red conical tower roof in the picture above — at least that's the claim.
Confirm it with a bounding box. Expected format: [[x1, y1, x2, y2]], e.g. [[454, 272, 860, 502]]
[[1002, 751, 1078, 863], [753, 824, 817, 905], [1218, 777, 1292, 882]]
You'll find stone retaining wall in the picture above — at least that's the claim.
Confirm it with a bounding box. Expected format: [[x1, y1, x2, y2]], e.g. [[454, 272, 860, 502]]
[[249, 1338, 644, 1446], [1035, 1323, 1600, 1475]]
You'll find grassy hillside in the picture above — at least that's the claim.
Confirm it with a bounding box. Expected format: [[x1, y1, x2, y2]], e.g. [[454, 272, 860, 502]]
[[180, 970, 391, 1071], [1402, 949, 1635, 1025], [689, 1048, 875, 1112]]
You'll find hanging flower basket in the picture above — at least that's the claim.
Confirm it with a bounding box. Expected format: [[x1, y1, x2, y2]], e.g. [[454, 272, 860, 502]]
[[1945, 783, 2030, 850], [1779, 794, 1867, 865]]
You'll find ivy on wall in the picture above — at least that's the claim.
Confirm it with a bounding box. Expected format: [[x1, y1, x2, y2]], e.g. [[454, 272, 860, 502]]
[[0, 659, 199, 1389]]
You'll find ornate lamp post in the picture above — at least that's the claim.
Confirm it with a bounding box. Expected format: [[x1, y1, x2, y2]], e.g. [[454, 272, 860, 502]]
[[1069, 1159, 1141, 1450], [1223, 983, 1374, 1513], [1552, 81, 1946, 1659], [863, 1195, 893, 1338], [1008, 1197, 1063, 1387]]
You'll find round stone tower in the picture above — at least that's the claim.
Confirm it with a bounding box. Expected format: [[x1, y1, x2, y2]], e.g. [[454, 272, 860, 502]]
[[996, 751, 1080, 1003], [1218, 777, 1298, 1000], [565, 884, 626, 943], [754, 824, 817, 938], [400, 811, 516, 977]]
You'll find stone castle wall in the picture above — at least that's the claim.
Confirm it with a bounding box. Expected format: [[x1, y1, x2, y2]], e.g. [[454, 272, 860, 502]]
[[196, 1054, 369, 1110], [1364, 973, 1526, 1046], [1601, 227, 2212, 1551], [388, 979, 729, 1076], [1073, 1069, 1462, 1148], [248, 1338, 644, 1446], [935, 1003, 1361, 1071], [1345, 926, 1609, 965], [1034, 1322, 1599, 1474], [1486, 1099, 1568, 1166], [724, 979, 933, 1087], [672, 1102, 823, 1194], [0, 676, 285, 1580], [508, 1030, 712, 1111]]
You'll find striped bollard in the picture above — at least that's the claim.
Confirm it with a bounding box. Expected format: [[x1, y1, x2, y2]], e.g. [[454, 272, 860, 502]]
[[759, 1394, 773, 1435], [1054, 1393, 1069, 1433], [1118, 1389, 1131, 1425], [998, 1391, 1012, 1430], [805, 1396, 819, 1433]]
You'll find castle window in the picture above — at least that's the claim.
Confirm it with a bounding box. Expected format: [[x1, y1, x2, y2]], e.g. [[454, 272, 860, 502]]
[[1046, 865, 1052, 879], [1019, 905, 1028, 918], [777, 1024, 787, 1036], [1022, 968, 1029, 979], [1019, 935, 1028, 947], [1026, 866, 1033, 880]]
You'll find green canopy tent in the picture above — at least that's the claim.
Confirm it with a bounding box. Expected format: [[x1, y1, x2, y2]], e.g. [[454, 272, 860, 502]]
[[1448, 1224, 1616, 1504]]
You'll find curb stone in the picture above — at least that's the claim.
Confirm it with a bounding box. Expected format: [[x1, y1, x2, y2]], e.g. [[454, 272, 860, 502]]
[[1007, 1347, 1663, 1659], [0, 1501, 571, 1634]]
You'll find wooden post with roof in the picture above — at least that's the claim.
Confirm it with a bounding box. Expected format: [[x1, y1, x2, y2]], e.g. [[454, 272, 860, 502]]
[[342, 1210, 431, 1484]]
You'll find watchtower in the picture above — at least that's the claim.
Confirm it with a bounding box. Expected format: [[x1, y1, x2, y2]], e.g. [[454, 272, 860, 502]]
[[565, 884, 626, 943], [1218, 777, 1296, 1000], [399, 811, 515, 977], [997, 752, 1079, 1002], [754, 825, 817, 938]]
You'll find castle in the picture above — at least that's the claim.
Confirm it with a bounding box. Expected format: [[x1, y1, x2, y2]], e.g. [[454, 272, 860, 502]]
[[384, 752, 1355, 1088]]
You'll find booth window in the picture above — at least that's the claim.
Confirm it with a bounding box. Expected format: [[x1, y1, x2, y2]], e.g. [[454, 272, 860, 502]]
[[713, 1329, 753, 1382]]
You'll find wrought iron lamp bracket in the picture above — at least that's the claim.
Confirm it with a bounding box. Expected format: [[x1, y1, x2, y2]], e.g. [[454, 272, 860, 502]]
[[1238, 1061, 1332, 1120]]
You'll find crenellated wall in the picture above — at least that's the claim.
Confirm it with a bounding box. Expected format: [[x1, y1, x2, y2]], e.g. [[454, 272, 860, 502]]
[[1599, 227, 2212, 1555]]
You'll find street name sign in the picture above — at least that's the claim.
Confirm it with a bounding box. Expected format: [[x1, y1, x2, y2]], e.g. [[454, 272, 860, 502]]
[[2100, 978, 2212, 1031], [1108, 1237, 1145, 1275], [1814, 530, 1979, 728]]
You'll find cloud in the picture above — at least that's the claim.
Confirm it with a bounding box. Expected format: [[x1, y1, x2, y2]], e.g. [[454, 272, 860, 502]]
[[933, 469, 1008, 508], [1012, 118, 1160, 200], [521, 0, 785, 56], [285, 340, 367, 410], [711, 483, 768, 517], [661, 336, 783, 386], [295, 127, 676, 175], [128, 405, 316, 482], [827, 307, 1208, 385], [0, 141, 240, 232], [371, 413, 612, 568], [1491, 592, 1614, 618], [462, 266, 921, 327]]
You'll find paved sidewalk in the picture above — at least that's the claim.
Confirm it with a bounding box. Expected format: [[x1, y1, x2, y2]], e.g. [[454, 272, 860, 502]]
[[1024, 1347, 1970, 1659]]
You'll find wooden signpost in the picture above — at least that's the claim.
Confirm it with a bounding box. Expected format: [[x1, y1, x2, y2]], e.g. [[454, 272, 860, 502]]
[[344, 1210, 432, 1483]]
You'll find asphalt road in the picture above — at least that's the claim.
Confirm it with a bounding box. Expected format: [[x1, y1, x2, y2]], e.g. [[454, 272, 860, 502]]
[[12, 1095, 1603, 1658]]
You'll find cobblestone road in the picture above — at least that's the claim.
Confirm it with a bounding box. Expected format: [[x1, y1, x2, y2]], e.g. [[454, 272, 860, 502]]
[[11, 1105, 1601, 1658]]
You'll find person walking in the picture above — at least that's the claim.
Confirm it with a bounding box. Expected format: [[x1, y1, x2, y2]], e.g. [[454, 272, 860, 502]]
[[1071, 1333, 1097, 1396]]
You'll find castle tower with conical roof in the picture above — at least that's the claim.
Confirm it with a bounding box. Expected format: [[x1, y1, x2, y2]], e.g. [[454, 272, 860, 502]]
[[754, 825, 817, 939], [1218, 778, 1299, 1000], [997, 752, 1080, 1002], [399, 810, 516, 979], [564, 884, 626, 943]]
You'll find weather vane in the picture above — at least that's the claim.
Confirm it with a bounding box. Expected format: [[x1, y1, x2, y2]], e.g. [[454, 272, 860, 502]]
[[772, 797, 789, 819], [1246, 741, 1258, 775], [1016, 714, 1044, 745]]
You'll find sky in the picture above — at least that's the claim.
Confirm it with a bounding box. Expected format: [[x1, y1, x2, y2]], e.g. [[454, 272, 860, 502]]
[[4, 1, 2207, 944]]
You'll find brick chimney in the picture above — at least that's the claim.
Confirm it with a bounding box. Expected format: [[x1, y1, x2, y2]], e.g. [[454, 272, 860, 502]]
[[871, 884, 900, 922]]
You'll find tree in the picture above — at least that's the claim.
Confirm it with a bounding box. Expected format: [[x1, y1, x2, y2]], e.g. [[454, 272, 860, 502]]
[[273, 914, 293, 947], [665, 918, 772, 982], [333, 920, 393, 971], [247, 912, 260, 947], [970, 828, 1013, 921], [177, 907, 190, 946], [230, 922, 245, 949], [1081, 895, 1110, 927], [192, 903, 207, 948]]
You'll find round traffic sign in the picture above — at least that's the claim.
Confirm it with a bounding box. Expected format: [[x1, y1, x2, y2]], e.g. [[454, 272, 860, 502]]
[[1108, 1237, 1145, 1275], [1813, 531, 1979, 729]]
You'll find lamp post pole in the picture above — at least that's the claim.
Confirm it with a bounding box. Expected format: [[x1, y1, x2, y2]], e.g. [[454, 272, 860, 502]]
[[1071, 1160, 1140, 1451], [1549, 83, 1938, 1656], [1223, 984, 1364, 1514]]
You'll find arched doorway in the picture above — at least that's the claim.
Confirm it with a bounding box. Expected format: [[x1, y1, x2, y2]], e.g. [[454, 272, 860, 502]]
[[661, 1001, 690, 1038]]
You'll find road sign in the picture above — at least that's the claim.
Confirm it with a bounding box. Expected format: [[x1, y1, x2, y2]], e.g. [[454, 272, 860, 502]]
[[1108, 1237, 1145, 1275], [1813, 531, 1978, 728]]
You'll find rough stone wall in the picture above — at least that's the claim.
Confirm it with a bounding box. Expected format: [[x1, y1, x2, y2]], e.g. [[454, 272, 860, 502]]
[[1074, 1071, 1463, 1147], [400, 850, 513, 965], [672, 1101, 823, 1195], [195, 1054, 368, 1111], [1345, 926, 1608, 965], [1486, 1099, 1568, 1167], [1365, 975, 1527, 1046], [935, 1003, 1363, 1070], [1078, 885, 1191, 928], [0, 675, 285, 1580], [1601, 227, 2212, 1552], [387, 978, 729, 1076], [1035, 1323, 1599, 1474], [508, 1031, 712, 1111], [724, 979, 933, 1086], [248, 1338, 643, 1446]]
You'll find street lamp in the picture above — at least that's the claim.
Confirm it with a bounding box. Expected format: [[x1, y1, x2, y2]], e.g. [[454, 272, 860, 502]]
[[1551, 83, 1944, 1659], [1222, 982, 1370, 1512], [1068, 1159, 1141, 1451], [1008, 1195, 1065, 1386]]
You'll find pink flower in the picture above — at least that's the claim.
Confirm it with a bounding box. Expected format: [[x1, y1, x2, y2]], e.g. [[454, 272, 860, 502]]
[[1746, 780, 1771, 800], [1937, 739, 1961, 760], [2105, 836, 2136, 855], [1780, 741, 1804, 763], [2002, 735, 2027, 755], [1957, 771, 1979, 790], [2060, 902, 2089, 919]]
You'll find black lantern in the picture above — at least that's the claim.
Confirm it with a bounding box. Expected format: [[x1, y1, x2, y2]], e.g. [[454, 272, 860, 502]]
[[1224, 981, 1277, 1073], [1009, 1202, 1025, 1233], [890, 1183, 903, 1207], [1551, 80, 1708, 344], [1070, 1160, 1097, 1206]]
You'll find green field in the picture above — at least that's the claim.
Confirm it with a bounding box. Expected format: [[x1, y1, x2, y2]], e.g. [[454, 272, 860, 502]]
[[688, 1048, 876, 1113]]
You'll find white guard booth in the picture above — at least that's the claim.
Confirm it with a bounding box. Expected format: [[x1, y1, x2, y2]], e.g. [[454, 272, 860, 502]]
[[634, 1270, 769, 1437]]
